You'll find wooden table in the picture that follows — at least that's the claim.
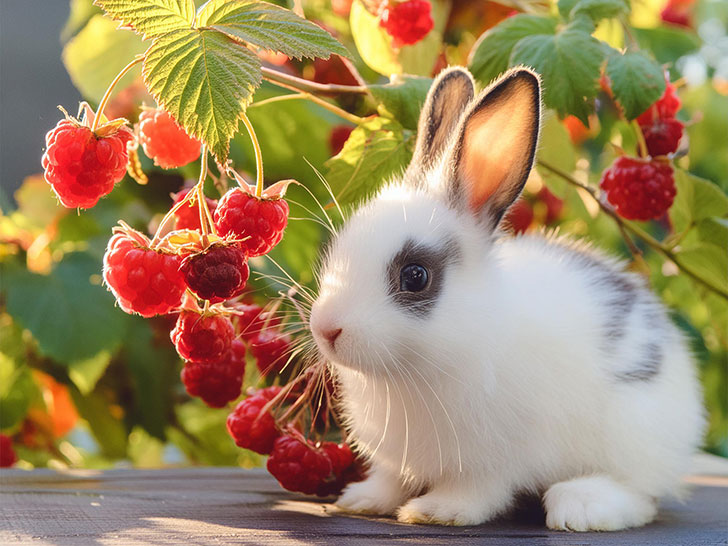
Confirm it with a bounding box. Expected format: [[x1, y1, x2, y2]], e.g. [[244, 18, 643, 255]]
[[2, 455, 727, 545]]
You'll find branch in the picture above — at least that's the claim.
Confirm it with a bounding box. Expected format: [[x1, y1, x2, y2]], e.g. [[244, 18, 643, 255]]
[[261, 66, 369, 96], [537, 159, 728, 300]]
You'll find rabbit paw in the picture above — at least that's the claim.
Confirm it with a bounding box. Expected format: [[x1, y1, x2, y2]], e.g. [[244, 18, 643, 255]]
[[397, 492, 485, 526], [336, 473, 406, 516], [544, 476, 657, 532]]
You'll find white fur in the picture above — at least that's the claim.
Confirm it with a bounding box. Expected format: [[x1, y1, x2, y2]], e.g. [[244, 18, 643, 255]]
[[308, 72, 704, 530]]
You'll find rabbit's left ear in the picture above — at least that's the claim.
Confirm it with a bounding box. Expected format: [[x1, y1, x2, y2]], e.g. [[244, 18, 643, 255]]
[[447, 68, 541, 230]]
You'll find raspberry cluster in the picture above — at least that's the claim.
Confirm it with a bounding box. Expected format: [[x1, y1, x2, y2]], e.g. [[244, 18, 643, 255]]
[[636, 78, 684, 158]]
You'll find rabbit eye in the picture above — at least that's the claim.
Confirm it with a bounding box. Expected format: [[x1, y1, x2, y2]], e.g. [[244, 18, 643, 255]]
[[400, 264, 429, 292]]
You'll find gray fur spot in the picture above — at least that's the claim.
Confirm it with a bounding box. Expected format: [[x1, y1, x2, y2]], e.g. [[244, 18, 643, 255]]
[[616, 342, 662, 382], [386, 237, 461, 317]]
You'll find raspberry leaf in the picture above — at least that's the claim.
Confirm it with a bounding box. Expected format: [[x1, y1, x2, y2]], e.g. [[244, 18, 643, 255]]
[[143, 29, 261, 163], [606, 50, 666, 120], [94, 0, 196, 40], [559, 0, 629, 22], [325, 117, 414, 205], [196, 0, 349, 60], [369, 75, 432, 130], [469, 15, 557, 90], [670, 170, 728, 234], [509, 18, 604, 124], [675, 243, 728, 294]]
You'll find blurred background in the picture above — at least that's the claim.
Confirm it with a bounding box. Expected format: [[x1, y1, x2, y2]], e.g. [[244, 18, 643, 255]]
[[0, 0, 726, 471]]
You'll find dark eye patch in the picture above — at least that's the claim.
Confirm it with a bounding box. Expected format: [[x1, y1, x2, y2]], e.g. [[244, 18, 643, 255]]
[[386, 238, 460, 317]]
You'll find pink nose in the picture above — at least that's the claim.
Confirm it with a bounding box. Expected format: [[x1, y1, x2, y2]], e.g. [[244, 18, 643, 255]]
[[322, 327, 342, 348]]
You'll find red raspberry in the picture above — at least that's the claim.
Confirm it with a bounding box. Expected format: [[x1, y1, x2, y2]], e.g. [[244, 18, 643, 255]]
[[229, 303, 282, 340], [181, 340, 246, 408], [214, 188, 289, 257], [0, 434, 18, 467], [227, 387, 282, 454], [312, 56, 359, 86], [172, 189, 218, 231], [637, 80, 681, 124], [380, 0, 434, 48], [505, 199, 534, 234], [180, 244, 249, 304], [660, 0, 693, 27], [42, 119, 133, 209], [641, 117, 684, 157], [250, 329, 293, 376], [316, 442, 356, 497], [537, 187, 564, 224], [138, 108, 201, 169], [329, 125, 354, 156], [600, 157, 676, 221], [103, 233, 186, 317], [171, 311, 235, 364], [267, 435, 333, 495]]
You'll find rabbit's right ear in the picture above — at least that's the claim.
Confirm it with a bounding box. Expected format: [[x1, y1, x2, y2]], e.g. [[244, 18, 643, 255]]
[[410, 67, 475, 171]]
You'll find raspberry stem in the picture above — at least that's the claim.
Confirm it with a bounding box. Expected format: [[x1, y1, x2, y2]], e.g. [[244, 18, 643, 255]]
[[250, 92, 366, 126], [196, 145, 212, 244], [90, 56, 144, 133], [632, 121, 649, 158], [241, 113, 265, 197], [261, 66, 369, 97]]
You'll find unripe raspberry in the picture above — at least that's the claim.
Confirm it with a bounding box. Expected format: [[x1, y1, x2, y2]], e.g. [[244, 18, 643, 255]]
[[172, 189, 218, 231], [42, 120, 133, 209], [171, 311, 235, 364], [138, 108, 201, 169], [181, 341, 246, 408], [249, 329, 293, 376], [380, 0, 434, 48], [181, 244, 249, 304], [0, 434, 18, 467], [103, 232, 186, 317], [214, 188, 289, 257], [227, 387, 282, 454], [600, 156, 676, 221], [267, 435, 333, 495]]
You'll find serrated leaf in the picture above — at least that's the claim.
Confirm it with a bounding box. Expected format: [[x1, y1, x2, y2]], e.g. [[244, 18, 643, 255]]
[[606, 50, 665, 120], [369, 76, 432, 130], [510, 20, 604, 123], [670, 169, 728, 234], [63, 14, 148, 103], [143, 28, 262, 163], [469, 15, 557, 88], [94, 0, 195, 39], [325, 117, 414, 205], [2, 252, 129, 364], [197, 0, 349, 60], [566, 0, 629, 22]]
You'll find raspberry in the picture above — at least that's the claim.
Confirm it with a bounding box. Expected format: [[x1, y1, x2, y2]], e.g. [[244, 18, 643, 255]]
[[250, 329, 293, 376], [171, 311, 235, 364], [380, 0, 434, 48], [227, 387, 282, 454], [42, 119, 133, 209], [103, 232, 186, 317], [329, 125, 354, 156], [267, 435, 333, 495], [172, 189, 218, 231], [214, 188, 289, 257], [312, 56, 359, 87], [230, 303, 281, 340], [316, 442, 357, 497], [537, 187, 564, 225], [180, 243, 249, 303], [505, 199, 533, 234], [181, 340, 246, 408], [138, 108, 201, 169], [641, 117, 684, 157], [600, 157, 676, 221], [0, 434, 18, 467], [660, 0, 692, 27], [636, 80, 681, 125]]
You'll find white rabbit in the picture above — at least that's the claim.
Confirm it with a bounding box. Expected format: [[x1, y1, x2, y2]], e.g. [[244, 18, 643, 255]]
[[309, 66, 705, 530]]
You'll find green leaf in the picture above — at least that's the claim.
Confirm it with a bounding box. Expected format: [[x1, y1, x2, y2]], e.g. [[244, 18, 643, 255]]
[[197, 0, 349, 60], [0, 355, 37, 430], [676, 243, 728, 294], [633, 26, 700, 66], [70, 387, 128, 458], [143, 28, 262, 163], [564, 0, 629, 22], [2, 252, 129, 364], [606, 50, 665, 120], [670, 169, 728, 234], [62, 0, 103, 43], [94, 0, 195, 39], [696, 217, 728, 249], [369, 76, 432, 131], [510, 19, 604, 123], [68, 351, 113, 396], [536, 111, 576, 196], [469, 15, 557, 89], [325, 117, 414, 205], [63, 14, 148, 102]]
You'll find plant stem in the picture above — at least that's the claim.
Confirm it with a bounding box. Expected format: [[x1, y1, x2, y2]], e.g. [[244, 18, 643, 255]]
[[91, 56, 143, 132], [250, 92, 366, 125], [196, 145, 211, 245], [537, 159, 728, 300], [632, 120, 648, 158], [241, 112, 265, 197], [261, 66, 368, 96]]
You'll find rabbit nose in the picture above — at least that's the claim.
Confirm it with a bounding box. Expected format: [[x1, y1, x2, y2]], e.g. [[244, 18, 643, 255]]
[[322, 327, 342, 348]]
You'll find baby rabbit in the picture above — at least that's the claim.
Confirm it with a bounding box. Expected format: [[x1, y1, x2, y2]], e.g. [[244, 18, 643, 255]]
[[309, 66, 704, 530]]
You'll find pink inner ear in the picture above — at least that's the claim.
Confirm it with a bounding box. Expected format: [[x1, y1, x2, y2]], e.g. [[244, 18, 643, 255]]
[[458, 80, 537, 214]]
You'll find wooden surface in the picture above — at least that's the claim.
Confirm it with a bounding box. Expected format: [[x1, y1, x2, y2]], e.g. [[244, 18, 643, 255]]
[[1, 455, 727, 545]]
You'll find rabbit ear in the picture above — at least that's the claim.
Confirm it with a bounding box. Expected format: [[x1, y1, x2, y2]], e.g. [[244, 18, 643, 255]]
[[410, 67, 475, 171], [447, 68, 541, 230]]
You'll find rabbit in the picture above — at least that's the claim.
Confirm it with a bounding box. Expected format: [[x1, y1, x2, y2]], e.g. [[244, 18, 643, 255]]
[[308, 66, 705, 530]]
